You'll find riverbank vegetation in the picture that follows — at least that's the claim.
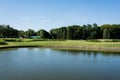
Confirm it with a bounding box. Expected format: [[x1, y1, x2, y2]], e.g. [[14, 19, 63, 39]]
[[0, 39, 6, 45], [0, 39, 120, 52], [0, 23, 120, 52]]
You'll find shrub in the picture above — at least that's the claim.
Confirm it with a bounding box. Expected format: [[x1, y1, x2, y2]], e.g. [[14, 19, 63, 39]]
[[86, 39, 120, 42], [85, 39, 101, 42], [3, 38, 22, 42], [0, 39, 6, 45]]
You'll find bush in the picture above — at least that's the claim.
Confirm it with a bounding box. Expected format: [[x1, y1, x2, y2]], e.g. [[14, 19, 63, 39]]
[[85, 39, 101, 42], [0, 39, 6, 45], [86, 39, 120, 42], [3, 38, 22, 42], [112, 39, 120, 42]]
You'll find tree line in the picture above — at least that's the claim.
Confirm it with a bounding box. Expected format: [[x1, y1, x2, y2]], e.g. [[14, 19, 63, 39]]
[[0, 23, 120, 39]]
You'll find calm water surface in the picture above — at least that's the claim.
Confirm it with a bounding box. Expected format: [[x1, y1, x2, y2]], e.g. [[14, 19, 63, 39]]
[[0, 48, 120, 80]]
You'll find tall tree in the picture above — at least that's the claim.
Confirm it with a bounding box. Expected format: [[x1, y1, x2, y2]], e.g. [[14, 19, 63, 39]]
[[50, 29, 58, 39], [0, 25, 18, 38], [18, 30, 25, 37], [90, 23, 101, 39], [37, 29, 51, 39], [103, 28, 110, 39], [82, 25, 88, 39], [25, 29, 36, 38]]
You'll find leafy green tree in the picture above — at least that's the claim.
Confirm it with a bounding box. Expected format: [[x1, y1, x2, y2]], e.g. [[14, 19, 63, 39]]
[[67, 26, 73, 39], [0, 23, 120, 39], [25, 29, 36, 38], [0, 25, 4, 38], [58, 27, 67, 39], [0, 25, 18, 38], [103, 28, 110, 39], [18, 30, 25, 37], [90, 23, 101, 39], [110, 24, 120, 39], [37, 29, 51, 39], [82, 25, 88, 39]]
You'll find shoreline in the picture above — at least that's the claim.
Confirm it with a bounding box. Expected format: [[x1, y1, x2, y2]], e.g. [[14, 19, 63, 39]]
[[0, 45, 120, 52], [0, 40, 120, 52]]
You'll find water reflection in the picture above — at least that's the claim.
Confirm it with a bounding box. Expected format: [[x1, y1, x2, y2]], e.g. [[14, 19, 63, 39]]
[[0, 48, 120, 80], [0, 48, 18, 52], [53, 49, 120, 56]]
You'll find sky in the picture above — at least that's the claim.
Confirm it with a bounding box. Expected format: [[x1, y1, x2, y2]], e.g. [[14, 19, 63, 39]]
[[0, 0, 120, 31]]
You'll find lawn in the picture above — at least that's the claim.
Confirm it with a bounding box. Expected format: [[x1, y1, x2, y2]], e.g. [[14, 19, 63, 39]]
[[0, 38, 120, 52]]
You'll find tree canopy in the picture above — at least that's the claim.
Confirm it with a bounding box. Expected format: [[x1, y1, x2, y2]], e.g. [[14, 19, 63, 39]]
[[0, 24, 120, 39]]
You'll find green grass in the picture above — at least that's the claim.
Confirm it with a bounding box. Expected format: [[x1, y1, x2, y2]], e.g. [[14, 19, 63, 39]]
[[0, 38, 120, 52]]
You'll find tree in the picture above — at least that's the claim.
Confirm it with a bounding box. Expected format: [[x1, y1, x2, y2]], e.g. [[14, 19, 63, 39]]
[[37, 29, 51, 39], [18, 30, 25, 37], [82, 25, 88, 39], [110, 24, 120, 39], [58, 27, 67, 39], [25, 29, 36, 38], [0, 25, 18, 38], [50, 29, 58, 39], [103, 28, 110, 39], [0, 25, 4, 38], [0, 23, 120, 39], [89, 24, 102, 39]]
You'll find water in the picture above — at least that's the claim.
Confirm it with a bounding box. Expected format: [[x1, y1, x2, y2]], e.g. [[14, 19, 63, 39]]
[[0, 48, 120, 80]]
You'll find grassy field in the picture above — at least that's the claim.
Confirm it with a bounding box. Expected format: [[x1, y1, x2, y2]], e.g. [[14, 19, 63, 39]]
[[0, 38, 120, 52]]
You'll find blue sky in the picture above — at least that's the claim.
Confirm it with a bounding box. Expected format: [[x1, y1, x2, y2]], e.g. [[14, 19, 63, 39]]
[[0, 0, 120, 31]]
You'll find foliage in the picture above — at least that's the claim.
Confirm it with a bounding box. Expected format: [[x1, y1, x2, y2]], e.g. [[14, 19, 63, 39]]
[[103, 28, 110, 39], [0, 39, 6, 45], [0, 24, 120, 40], [3, 38, 22, 42], [101, 24, 120, 39], [37, 29, 51, 39], [25, 29, 36, 38], [0, 25, 18, 38], [86, 39, 120, 42]]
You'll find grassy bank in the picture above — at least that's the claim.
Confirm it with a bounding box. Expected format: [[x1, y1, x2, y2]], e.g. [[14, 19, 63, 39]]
[[0, 38, 120, 52]]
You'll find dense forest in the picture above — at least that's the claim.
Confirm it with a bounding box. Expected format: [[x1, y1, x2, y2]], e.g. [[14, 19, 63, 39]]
[[0, 23, 120, 39]]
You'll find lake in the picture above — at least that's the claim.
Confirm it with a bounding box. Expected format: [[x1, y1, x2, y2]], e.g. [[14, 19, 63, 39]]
[[0, 48, 120, 80]]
